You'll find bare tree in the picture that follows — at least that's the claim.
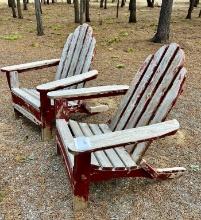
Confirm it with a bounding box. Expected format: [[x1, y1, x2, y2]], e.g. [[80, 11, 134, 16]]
[[152, 0, 173, 43], [74, 0, 80, 23], [186, 0, 195, 19], [11, 0, 17, 18], [34, 0, 44, 35], [129, 0, 137, 23], [85, 0, 90, 22], [121, 0, 125, 7], [16, 0, 23, 19], [147, 0, 154, 7], [23, 0, 28, 10]]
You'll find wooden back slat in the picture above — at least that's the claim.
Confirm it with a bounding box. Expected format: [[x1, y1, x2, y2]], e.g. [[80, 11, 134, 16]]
[[55, 24, 95, 87], [109, 43, 186, 164], [132, 67, 187, 163], [110, 44, 168, 131]]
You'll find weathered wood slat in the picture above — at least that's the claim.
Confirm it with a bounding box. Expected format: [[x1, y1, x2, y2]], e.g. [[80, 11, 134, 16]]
[[116, 44, 178, 131], [69, 120, 180, 153], [69, 120, 113, 169], [132, 67, 187, 163], [1, 59, 60, 73], [56, 119, 74, 167], [55, 34, 73, 80], [47, 85, 129, 100], [60, 25, 81, 79], [109, 54, 153, 131], [89, 124, 126, 169], [12, 88, 40, 109], [10, 71, 19, 88], [67, 24, 89, 78], [125, 43, 182, 129], [37, 70, 98, 91], [13, 104, 41, 125], [99, 124, 137, 169]]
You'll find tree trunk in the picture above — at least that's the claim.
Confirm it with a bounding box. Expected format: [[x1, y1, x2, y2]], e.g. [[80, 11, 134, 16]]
[[34, 0, 44, 36], [8, 0, 12, 7], [116, 0, 119, 18], [129, 0, 136, 23], [85, 0, 90, 22], [100, 0, 104, 8], [16, 0, 23, 19], [194, 0, 199, 7], [23, 0, 27, 10], [67, 0, 71, 4], [186, 0, 195, 19], [121, 0, 125, 7], [199, 9, 201, 17], [152, 0, 173, 43], [74, 0, 80, 23], [104, 0, 107, 9], [11, 0, 17, 18], [147, 0, 154, 7], [80, 0, 84, 24]]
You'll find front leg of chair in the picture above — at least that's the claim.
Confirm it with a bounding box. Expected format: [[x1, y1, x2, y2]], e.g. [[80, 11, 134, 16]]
[[73, 152, 91, 211], [40, 91, 53, 141]]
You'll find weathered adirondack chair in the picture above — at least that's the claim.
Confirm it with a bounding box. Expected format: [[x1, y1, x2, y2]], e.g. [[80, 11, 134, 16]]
[[1, 24, 110, 140], [48, 43, 187, 210]]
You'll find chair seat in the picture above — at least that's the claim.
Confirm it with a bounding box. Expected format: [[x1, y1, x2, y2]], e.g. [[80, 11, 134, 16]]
[[57, 119, 137, 170], [12, 88, 79, 109]]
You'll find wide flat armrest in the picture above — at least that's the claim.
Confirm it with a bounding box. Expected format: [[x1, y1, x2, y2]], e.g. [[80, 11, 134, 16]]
[[37, 70, 98, 92], [48, 85, 129, 100], [68, 119, 180, 154], [1, 58, 60, 73]]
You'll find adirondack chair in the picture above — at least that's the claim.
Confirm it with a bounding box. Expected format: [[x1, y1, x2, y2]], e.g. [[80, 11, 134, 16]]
[[48, 43, 187, 210], [1, 24, 111, 140]]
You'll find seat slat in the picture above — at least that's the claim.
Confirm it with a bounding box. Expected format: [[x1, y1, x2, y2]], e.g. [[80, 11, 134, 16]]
[[12, 88, 40, 109], [55, 33, 73, 80], [56, 119, 74, 167], [69, 120, 106, 168], [99, 124, 137, 169], [89, 124, 126, 169]]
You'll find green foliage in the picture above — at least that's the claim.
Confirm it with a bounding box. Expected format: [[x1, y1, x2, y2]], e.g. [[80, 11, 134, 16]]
[[0, 34, 21, 41], [190, 164, 200, 172], [116, 64, 125, 69], [106, 36, 121, 45]]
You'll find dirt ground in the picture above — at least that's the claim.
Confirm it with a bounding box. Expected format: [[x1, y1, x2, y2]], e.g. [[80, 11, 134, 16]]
[[0, 2, 201, 220]]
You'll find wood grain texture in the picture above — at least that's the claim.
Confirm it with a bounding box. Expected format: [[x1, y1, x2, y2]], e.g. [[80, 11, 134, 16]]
[[67, 119, 180, 153], [1, 59, 60, 73], [37, 70, 98, 91], [47, 85, 129, 100]]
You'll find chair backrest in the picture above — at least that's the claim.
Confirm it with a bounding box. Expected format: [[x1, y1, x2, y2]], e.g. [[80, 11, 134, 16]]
[[55, 23, 96, 89], [109, 43, 186, 164]]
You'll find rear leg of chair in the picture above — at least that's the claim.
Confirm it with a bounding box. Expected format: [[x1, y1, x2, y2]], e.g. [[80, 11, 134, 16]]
[[140, 160, 186, 180], [41, 125, 52, 141], [14, 108, 22, 119]]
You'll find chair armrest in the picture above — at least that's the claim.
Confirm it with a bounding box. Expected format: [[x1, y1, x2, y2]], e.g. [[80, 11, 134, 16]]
[[68, 119, 180, 154], [37, 70, 98, 92], [1, 58, 60, 73], [47, 85, 129, 100]]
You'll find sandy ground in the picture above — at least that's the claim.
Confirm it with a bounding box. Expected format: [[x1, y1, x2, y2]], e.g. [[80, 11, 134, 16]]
[[0, 2, 201, 220]]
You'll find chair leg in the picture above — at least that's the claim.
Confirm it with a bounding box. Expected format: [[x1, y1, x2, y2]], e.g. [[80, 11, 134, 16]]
[[41, 126, 52, 141], [140, 160, 186, 180], [14, 109, 21, 119]]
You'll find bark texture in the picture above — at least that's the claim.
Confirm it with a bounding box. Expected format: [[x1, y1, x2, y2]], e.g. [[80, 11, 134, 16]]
[[129, 0, 137, 23], [152, 0, 173, 43], [34, 0, 44, 36]]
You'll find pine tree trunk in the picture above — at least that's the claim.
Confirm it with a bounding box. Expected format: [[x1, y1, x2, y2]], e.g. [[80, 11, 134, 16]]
[[34, 0, 44, 36], [67, 0, 71, 4], [199, 9, 201, 17], [116, 0, 119, 18], [147, 0, 154, 7], [11, 0, 17, 18], [100, 0, 104, 8], [80, 0, 84, 24], [186, 0, 195, 19], [23, 0, 27, 10], [8, 0, 12, 7], [16, 0, 23, 19], [152, 0, 173, 43], [74, 0, 80, 23], [104, 0, 107, 9], [85, 0, 90, 22], [194, 0, 199, 7], [129, 0, 136, 23], [121, 0, 125, 7]]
